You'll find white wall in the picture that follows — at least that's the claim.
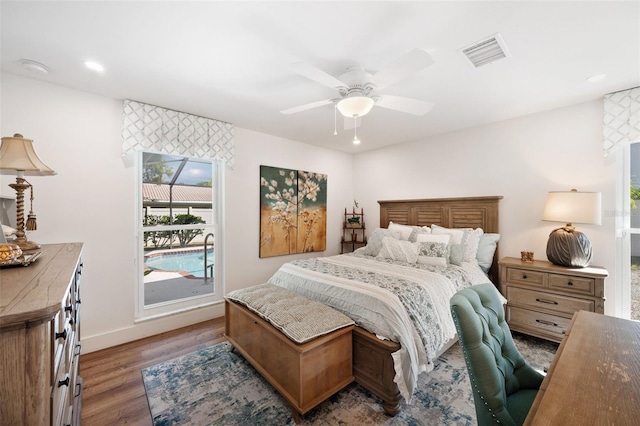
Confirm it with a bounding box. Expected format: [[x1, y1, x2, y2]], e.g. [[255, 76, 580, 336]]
[[2, 72, 618, 350], [1, 73, 354, 352], [354, 100, 617, 314]]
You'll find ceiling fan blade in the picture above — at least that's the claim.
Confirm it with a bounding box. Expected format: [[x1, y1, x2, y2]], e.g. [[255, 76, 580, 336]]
[[280, 99, 334, 115], [376, 95, 434, 116], [290, 62, 347, 90], [373, 49, 435, 90]]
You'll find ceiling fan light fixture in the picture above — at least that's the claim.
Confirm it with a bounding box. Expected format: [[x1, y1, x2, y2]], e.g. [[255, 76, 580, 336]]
[[336, 96, 375, 118]]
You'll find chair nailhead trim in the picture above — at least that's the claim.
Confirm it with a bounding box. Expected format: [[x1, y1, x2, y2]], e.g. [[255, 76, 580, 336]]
[[452, 311, 503, 424]]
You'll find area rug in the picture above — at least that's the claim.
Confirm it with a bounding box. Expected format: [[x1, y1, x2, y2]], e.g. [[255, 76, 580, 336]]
[[142, 334, 557, 425]]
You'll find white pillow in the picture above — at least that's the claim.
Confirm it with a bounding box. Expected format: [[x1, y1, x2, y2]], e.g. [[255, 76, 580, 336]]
[[431, 224, 484, 263], [431, 226, 465, 265], [388, 221, 415, 240], [377, 236, 419, 264], [415, 233, 450, 266]]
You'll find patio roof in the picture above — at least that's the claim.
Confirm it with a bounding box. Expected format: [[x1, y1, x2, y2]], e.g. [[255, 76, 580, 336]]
[[143, 183, 212, 206]]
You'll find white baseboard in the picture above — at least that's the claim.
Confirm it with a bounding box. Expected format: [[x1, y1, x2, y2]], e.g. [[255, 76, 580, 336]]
[[81, 303, 225, 354]]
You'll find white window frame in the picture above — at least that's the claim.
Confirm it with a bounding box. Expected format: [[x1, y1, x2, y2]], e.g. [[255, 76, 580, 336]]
[[134, 151, 225, 321]]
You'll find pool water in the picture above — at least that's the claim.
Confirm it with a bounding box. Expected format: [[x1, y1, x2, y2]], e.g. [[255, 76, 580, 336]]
[[145, 250, 214, 278]]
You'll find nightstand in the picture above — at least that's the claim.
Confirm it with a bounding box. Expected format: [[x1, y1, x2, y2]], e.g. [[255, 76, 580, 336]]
[[498, 257, 608, 343]]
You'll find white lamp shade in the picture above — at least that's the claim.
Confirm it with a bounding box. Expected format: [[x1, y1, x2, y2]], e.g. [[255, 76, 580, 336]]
[[543, 190, 601, 225], [0, 134, 55, 176], [336, 96, 375, 117]]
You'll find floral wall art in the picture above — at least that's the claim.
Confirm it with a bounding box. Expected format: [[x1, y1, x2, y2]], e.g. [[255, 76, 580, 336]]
[[260, 165, 327, 257]]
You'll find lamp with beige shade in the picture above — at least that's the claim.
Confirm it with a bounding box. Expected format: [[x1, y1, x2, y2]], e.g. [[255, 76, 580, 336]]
[[0, 133, 55, 251], [543, 189, 602, 267]]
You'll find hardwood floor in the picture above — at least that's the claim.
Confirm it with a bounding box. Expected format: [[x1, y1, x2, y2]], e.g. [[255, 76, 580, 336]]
[[80, 317, 225, 426]]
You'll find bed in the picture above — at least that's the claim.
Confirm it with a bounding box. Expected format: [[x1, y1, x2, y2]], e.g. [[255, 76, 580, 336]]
[[234, 196, 502, 415]]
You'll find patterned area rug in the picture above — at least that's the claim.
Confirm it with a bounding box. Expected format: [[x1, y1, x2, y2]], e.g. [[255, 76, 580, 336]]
[[142, 334, 557, 425]]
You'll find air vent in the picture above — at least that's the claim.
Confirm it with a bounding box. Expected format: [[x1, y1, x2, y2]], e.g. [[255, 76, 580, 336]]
[[460, 33, 511, 68]]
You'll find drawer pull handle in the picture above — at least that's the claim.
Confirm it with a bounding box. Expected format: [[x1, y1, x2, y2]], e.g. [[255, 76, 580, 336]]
[[536, 319, 558, 327], [536, 298, 558, 305], [64, 305, 73, 313], [75, 381, 83, 398], [58, 376, 70, 388], [55, 329, 67, 340], [522, 274, 528, 279], [74, 343, 82, 357], [567, 281, 574, 286]]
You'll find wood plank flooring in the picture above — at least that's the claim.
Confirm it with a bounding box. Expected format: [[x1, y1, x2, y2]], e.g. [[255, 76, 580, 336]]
[[79, 317, 225, 426]]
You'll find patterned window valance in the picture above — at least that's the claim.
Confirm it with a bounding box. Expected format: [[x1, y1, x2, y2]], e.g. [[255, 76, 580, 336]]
[[603, 86, 640, 156], [121, 100, 235, 168]]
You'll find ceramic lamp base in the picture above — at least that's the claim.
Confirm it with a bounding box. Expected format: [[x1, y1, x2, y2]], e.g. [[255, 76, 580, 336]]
[[546, 227, 592, 268]]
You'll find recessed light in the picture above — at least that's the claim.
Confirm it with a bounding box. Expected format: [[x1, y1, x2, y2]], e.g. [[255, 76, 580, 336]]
[[19, 59, 49, 75], [586, 73, 607, 83], [84, 60, 105, 73]]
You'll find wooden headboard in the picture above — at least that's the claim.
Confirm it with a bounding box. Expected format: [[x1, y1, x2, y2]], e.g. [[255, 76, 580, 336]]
[[378, 196, 503, 283]]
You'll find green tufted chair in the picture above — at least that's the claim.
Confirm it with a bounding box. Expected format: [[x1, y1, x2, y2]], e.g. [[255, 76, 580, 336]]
[[450, 283, 544, 426]]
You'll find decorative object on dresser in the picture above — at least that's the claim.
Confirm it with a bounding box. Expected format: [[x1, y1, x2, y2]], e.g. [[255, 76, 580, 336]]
[[542, 189, 602, 267], [0, 133, 56, 252], [340, 207, 366, 253], [499, 256, 608, 343], [0, 243, 84, 425]]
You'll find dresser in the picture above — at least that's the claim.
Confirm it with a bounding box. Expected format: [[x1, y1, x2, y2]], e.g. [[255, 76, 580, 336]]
[[0, 243, 84, 425], [498, 256, 607, 343]]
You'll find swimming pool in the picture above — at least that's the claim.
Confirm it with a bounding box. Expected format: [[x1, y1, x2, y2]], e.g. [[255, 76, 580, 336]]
[[145, 249, 214, 278]]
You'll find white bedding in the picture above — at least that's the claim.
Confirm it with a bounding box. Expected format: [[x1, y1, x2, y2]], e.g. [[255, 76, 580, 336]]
[[268, 252, 491, 402]]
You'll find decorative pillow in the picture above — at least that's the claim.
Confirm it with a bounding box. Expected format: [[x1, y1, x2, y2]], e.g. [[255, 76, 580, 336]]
[[477, 233, 500, 273], [431, 224, 484, 263], [408, 226, 431, 242], [388, 221, 415, 240], [463, 228, 484, 263], [377, 236, 419, 264], [415, 233, 450, 266], [361, 228, 402, 256], [431, 226, 465, 266]]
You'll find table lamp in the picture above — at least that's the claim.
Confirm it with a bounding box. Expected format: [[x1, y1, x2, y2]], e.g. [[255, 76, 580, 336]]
[[542, 189, 601, 267], [0, 133, 55, 251]]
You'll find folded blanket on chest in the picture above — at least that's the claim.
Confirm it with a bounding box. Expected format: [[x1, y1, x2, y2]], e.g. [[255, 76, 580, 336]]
[[268, 254, 471, 402]]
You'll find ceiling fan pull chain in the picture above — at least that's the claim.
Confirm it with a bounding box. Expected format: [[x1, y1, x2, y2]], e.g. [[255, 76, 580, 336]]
[[353, 116, 360, 145]]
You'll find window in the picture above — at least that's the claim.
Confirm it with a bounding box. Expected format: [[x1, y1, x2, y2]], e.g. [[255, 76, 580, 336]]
[[628, 143, 640, 320], [136, 151, 224, 319]]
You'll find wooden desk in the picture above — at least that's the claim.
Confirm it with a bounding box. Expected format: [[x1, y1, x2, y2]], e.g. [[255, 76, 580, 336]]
[[525, 310, 640, 425]]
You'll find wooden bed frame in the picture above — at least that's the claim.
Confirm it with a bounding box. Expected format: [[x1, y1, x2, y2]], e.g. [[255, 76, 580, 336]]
[[226, 196, 502, 417], [352, 196, 502, 415]]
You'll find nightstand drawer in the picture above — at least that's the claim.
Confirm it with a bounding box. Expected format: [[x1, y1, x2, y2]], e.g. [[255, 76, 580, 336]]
[[507, 287, 594, 316], [507, 306, 571, 341], [506, 267, 546, 287], [548, 273, 594, 296]]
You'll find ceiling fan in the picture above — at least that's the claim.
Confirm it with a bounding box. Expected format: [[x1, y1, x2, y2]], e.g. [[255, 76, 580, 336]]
[[281, 48, 436, 120]]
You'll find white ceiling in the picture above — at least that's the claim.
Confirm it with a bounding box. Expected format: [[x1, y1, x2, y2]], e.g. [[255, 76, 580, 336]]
[[1, 1, 639, 153]]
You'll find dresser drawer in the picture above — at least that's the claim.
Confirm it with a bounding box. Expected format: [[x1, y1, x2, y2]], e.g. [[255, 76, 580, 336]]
[[51, 362, 71, 426], [507, 286, 594, 316], [506, 267, 547, 288], [507, 306, 571, 342], [548, 273, 594, 296]]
